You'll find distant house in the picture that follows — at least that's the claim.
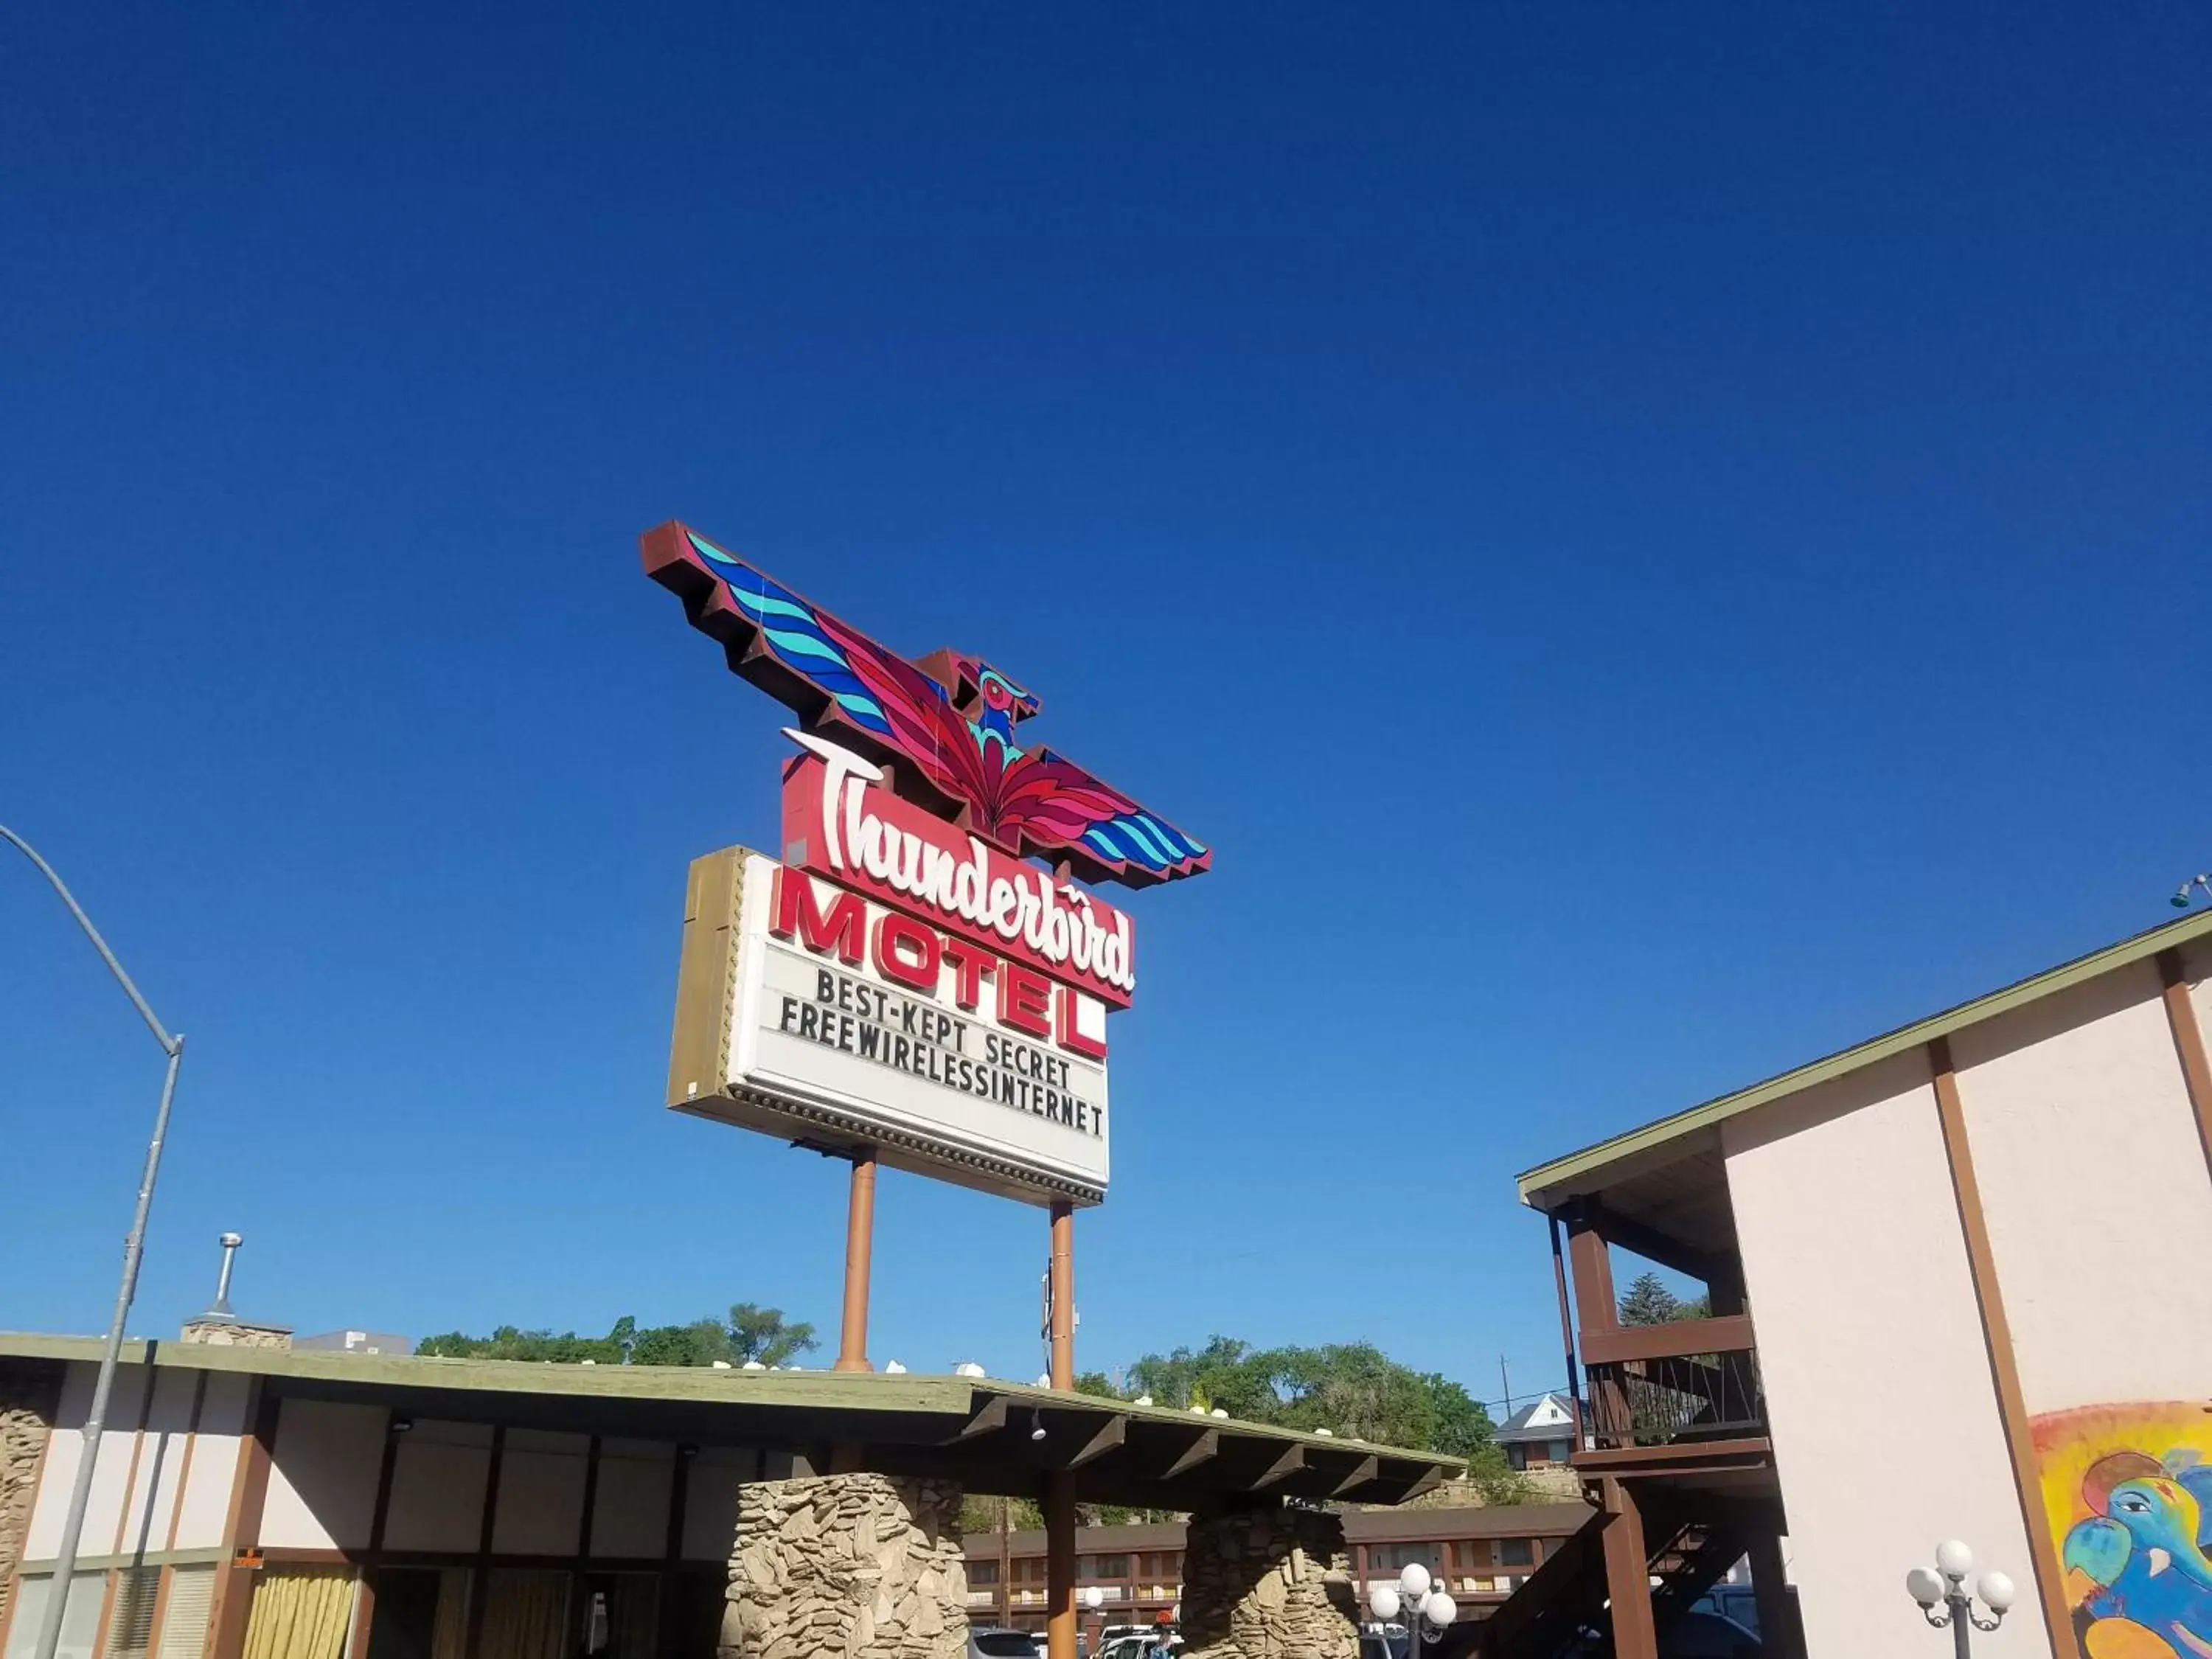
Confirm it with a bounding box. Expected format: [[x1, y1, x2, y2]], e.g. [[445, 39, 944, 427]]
[[1495, 1391, 1577, 1470]]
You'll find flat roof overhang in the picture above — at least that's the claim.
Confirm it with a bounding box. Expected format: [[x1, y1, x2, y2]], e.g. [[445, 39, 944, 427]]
[[1, 1335, 1458, 1511]]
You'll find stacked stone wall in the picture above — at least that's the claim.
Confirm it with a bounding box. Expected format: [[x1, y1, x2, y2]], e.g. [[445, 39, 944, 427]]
[[1180, 1502, 1360, 1659], [0, 1361, 63, 1635], [178, 1320, 292, 1349], [719, 1472, 968, 1659]]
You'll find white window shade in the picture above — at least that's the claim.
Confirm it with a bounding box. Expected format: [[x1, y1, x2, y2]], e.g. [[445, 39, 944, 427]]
[[156, 1566, 218, 1659]]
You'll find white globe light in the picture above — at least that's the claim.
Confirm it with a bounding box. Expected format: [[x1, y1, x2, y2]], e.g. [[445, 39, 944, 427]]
[[1935, 1540, 1974, 1579], [1905, 1567, 1944, 1608], [1423, 1590, 1457, 1627], [1082, 1586, 1104, 1610], [1978, 1571, 2017, 1613], [1398, 1562, 1431, 1600], [1368, 1585, 1401, 1622]]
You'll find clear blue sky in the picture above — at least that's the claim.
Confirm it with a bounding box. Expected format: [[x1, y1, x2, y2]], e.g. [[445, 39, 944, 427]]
[[3, 3, 2207, 1411]]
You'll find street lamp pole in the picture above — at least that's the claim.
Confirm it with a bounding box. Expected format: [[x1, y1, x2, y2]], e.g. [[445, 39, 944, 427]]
[[1906, 1540, 2015, 1659], [1, 827, 187, 1659]]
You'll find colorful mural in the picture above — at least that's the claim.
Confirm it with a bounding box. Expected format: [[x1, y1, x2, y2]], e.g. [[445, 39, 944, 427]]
[[640, 521, 1210, 888], [2036, 1402, 2212, 1659]]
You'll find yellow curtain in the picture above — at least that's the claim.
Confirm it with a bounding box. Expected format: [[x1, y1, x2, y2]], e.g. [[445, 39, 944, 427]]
[[429, 1571, 470, 1659], [240, 1572, 354, 1659], [476, 1572, 568, 1659]]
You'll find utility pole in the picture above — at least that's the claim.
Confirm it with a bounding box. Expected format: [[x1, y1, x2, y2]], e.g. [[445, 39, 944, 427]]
[[1, 827, 185, 1659]]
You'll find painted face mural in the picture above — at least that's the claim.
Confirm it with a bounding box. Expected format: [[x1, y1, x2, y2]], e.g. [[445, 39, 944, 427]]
[[2036, 1403, 2212, 1659]]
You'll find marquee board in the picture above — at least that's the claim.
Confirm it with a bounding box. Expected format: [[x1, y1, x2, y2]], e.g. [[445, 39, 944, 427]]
[[665, 839, 1113, 1206]]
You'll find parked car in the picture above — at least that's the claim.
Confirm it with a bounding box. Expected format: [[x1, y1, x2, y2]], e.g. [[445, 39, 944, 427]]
[[970, 1629, 1040, 1659]]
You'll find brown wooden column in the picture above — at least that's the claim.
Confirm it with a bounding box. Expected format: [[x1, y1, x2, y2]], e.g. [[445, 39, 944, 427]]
[[1046, 1200, 1077, 1659], [1597, 1477, 1656, 1659], [2157, 948, 2212, 1183], [1565, 1205, 1625, 1444], [1044, 1474, 1077, 1659], [206, 1384, 279, 1659], [1548, 1214, 1587, 1450], [1048, 1202, 1075, 1390], [1930, 1037, 2072, 1658], [1745, 1532, 1801, 1659], [834, 1148, 878, 1374]]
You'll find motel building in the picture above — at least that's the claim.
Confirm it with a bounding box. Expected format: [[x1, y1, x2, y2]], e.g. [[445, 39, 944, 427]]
[[960, 1500, 1596, 1638], [1500, 905, 2212, 1659], [0, 1333, 1458, 1659]]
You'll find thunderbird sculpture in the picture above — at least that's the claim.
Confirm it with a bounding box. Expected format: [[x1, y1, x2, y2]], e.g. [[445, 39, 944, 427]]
[[641, 522, 1210, 889]]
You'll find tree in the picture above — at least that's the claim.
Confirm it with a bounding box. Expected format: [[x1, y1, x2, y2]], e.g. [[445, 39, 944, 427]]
[[1114, 1336, 1502, 1463], [728, 1304, 818, 1367], [1618, 1270, 1708, 1327], [417, 1304, 818, 1368]]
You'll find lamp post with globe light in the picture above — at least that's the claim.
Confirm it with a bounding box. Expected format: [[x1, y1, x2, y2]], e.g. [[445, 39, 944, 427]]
[[1079, 1585, 1103, 1652], [1368, 1561, 1457, 1656], [1906, 1540, 2016, 1659]]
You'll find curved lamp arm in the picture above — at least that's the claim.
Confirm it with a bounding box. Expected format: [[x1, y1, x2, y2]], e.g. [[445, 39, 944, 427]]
[[0, 825, 179, 1056], [3, 824, 184, 1659]]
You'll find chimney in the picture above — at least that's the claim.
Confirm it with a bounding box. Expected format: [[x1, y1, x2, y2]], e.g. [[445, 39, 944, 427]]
[[180, 1231, 293, 1350]]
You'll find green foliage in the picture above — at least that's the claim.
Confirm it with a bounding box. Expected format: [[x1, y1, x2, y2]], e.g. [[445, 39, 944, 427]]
[[1618, 1270, 1709, 1327], [731, 1303, 819, 1367], [1113, 1337, 1500, 1458], [415, 1304, 819, 1368]]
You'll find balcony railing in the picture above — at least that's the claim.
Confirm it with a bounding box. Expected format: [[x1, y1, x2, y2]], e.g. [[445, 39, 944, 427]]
[[1578, 1314, 1764, 1450]]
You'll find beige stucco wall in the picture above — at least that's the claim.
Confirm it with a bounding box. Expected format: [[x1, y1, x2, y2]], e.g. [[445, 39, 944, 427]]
[[20, 1363, 249, 1564], [490, 1429, 588, 1556], [1724, 1050, 2051, 1659], [1950, 959, 2212, 1415], [260, 1399, 385, 1551]]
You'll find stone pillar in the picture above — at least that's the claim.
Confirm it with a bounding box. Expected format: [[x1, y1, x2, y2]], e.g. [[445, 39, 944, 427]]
[[0, 1360, 63, 1636], [720, 1472, 969, 1659], [1179, 1501, 1360, 1659]]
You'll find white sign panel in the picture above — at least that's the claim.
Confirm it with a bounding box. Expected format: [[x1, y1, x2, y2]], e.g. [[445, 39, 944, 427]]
[[698, 851, 1111, 1206]]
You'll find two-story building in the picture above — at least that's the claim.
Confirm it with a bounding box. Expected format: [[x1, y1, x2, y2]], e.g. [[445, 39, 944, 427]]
[[1501, 905, 2212, 1659], [962, 1501, 1595, 1642]]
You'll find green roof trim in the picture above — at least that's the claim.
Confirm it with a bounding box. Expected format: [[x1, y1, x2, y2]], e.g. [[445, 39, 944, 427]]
[[0, 1332, 1458, 1471], [1517, 905, 2212, 1208]]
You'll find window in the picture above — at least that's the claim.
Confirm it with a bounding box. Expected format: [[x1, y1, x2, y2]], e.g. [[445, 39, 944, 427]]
[[1498, 1538, 1534, 1568], [156, 1568, 218, 1659], [6, 1573, 106, 1659], [968, 1561, 1000, 1586], [105, 1571, 161, 1659], [1367, 1545, 1439, 1574], [1092, 1557, 1127, 1580], [1549, 1439, 1573, 1464]]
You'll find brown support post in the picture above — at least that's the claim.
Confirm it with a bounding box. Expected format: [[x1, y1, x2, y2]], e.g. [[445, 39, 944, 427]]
[[206, 1384, 279, 1659], [1597, 1476, 1657, 1659], [463, 1426, 507, 1659], [1566, 1206, 1625, 1444], [1048, 1202, 1076, 1390], [1930, 1037, 2073, 1659], [1745, 1533, 1800, 1659], [1548, 1214, 1586, 1451], [2157, 948, 2212, 1183], [834, 1148, 878, 1374], [1044, 1473, 1077, 1659], [998, 1498, 1012, 1627]]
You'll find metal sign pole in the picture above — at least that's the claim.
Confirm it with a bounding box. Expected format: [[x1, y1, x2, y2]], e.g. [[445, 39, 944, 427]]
[[1, 827, 184, 1659]]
